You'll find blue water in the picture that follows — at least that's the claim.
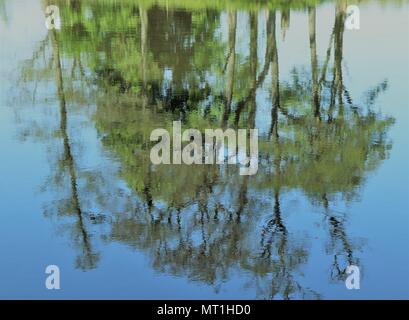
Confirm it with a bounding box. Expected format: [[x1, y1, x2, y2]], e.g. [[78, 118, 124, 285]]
[[0, 0, 408, 299]]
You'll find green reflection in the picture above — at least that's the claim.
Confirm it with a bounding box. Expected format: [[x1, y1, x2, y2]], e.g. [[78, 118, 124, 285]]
[[18, 0, 396, 299]]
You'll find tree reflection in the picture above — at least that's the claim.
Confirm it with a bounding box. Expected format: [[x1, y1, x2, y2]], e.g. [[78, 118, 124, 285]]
[[51, 28, 99, 270], [17, 0, 394, 298]]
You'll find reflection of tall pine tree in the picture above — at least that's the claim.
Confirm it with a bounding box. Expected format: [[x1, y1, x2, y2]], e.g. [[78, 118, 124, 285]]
[[236, 12, 258, 221], [50, 29, 98, 270], [139, 6, 148, 109], [222, 10, 236, 128], [309, 6, 320, 120], [270, 10, 280, 139]]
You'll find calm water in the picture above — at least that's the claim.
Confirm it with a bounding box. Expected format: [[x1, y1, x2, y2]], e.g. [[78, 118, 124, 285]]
[[0, 0, 408, 299]]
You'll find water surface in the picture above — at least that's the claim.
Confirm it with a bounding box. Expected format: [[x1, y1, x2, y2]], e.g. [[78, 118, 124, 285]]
[[0, 0, 408, 299]]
